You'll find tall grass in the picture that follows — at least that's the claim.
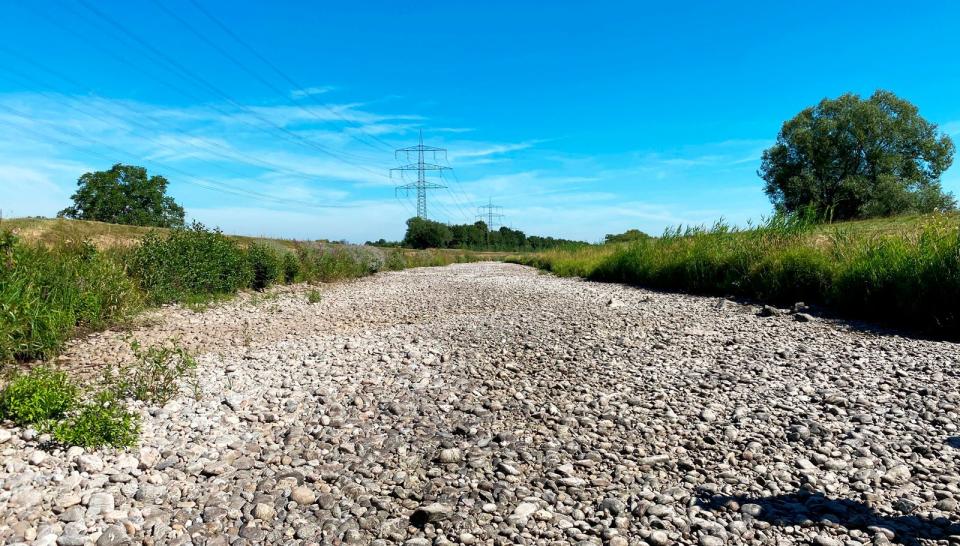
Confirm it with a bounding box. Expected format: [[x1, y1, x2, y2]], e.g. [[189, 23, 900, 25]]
[[0, 232, 141, 362], [510, 213, 960, 335]]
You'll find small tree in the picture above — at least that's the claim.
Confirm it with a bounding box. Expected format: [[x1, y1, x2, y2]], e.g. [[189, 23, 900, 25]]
[[402, 217, 452, 249], [759, 90, 955, 221], [59, 164, 186, 228]]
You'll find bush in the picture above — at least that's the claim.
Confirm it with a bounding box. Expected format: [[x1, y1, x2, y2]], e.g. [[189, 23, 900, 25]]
[[105, 339, 197, 405], [0, 366, 78, 426], [385, 249, 407, 271], [53, 390, 139, 448], [246, 243, 281, 291], [282, 251, 300, 283], [129, 222, 251, 304], [0, 232, 141, 362], [297, 245, 382, 282], [307, 289, 322, 304]]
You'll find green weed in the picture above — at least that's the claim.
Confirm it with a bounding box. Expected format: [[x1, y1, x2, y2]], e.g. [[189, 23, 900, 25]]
[[52, 390, 139, 449], [0, 366, 78, 427], [307, 289, 323, 304], [105, 339, 197, 405], [247, 242, 282, 291]]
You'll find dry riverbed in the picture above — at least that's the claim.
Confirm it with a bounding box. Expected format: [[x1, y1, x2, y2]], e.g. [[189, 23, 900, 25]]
[[2, 262, 960, 545]]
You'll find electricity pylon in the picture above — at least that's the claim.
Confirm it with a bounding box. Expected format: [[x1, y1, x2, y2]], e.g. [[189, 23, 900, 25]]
[[391, 130, 448, 219], [477, 197, 504, 230]]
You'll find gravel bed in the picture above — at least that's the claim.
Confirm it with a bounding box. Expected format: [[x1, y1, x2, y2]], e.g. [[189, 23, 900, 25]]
[[2, 262, 959, 545]]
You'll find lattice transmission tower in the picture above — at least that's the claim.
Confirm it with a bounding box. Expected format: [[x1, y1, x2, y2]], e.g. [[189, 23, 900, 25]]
[[477, 197, 504, 230], [391, 130, 449, 219]]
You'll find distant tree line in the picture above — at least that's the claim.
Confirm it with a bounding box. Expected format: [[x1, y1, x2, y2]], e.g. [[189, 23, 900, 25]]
[[368, 217, 589, 251]]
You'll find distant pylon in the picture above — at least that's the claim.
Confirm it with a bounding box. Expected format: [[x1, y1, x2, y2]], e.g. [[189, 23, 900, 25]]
[[476, 197, 504, 230], [391, 130, 449, 219]]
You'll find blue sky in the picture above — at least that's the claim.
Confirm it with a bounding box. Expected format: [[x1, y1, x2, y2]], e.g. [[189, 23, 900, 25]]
[[1, 1, 959, 242]]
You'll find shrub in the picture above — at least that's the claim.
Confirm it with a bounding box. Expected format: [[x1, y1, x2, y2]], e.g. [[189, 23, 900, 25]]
[[282, 251, 300, 283], [385, 249, 407, 271], [129, 222, 251, 304], [307, 289, 322, 304], [246, 243, 281, 291], [105, 339, 197, 405], [0, 232, 141, 362], [0, 366, 78, 426], [53, 390, 139, 448]]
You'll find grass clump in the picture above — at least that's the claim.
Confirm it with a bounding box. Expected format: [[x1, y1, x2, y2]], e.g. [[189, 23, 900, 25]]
[[52, 390, 139, 449], [105, 339, 197, 405], [0, 231, 141, 362], [307, 289, 323, 304], [246, 243, 282, 291], [0, 366, 78, 426], [129, 222, 250, 304]]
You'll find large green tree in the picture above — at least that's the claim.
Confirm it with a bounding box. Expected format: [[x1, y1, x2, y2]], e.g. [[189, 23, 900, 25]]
[[759, 90, 955, 221], [402, 217, 453, 249], [58, 164, 186, 228]]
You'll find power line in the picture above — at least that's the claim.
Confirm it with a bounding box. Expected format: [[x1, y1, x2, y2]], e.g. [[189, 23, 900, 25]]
[[183, 0, 396, 153], [69, 0, 388, 176], [0, 103, 360, 210], [0, 54, 356, 187]]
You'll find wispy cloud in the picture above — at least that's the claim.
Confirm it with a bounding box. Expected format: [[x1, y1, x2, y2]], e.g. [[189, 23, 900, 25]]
[[290, 85, 335, 99]]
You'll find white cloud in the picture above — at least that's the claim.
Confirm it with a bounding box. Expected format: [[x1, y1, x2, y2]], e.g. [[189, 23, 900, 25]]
[[290, 86, 335, 99]]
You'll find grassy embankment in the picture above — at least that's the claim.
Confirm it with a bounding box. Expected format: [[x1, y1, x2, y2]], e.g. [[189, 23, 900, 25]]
[[0, 217, 486, 365], [509, 212, 960, 335]]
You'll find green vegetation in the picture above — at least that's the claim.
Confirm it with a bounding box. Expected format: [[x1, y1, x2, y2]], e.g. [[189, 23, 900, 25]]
[[511, 212, 960, 335], [247, 242, 282, 291], [52, 390, 140, 449], [0, 231, 141, 362], [130, 222, 251, 304], [307, 289, 323, 304], [381, 217, 587, 251], [105, 339, 198, 405], [0, 366, 78, 427], [59, 164, 186, 228], [761, 90, 955, 221], [0, 366, 140, 448]]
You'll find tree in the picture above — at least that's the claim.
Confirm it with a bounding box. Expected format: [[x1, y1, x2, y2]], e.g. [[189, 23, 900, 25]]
[[402, 217, 453, 249], [759, 90, 955, 221], [58, 164, 186, 228], [604, 229, 651, 244]]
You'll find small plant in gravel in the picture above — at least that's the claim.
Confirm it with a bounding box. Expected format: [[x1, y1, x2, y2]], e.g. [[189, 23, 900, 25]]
[[105, 339, 197, 405], [53, 390, 139, 449], [0, 366, 78, 427], [307, 289, 323, 304]]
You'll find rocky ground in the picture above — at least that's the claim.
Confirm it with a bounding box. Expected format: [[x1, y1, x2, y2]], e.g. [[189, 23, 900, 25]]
[[2, 262, 960, 546]]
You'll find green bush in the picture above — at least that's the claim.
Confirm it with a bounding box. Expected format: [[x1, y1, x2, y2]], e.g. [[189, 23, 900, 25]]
[[307, 289, 322, 304], [53, 390, 139, 449], [297, 245, 380, 282], [129, 222, 251, 304], [105, 339, 197, 405], [385, 249, 407, 271], [0, 366, 78, 426], [0, 232, 141, 362], [282, 251, 300, 283], [246, 243, 281, 291]]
